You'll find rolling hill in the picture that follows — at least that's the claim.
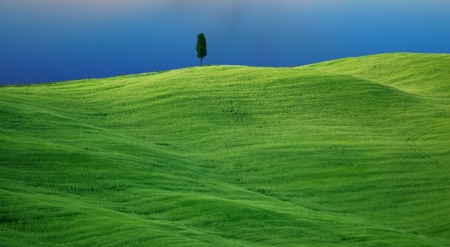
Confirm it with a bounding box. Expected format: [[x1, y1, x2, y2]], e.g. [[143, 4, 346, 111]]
[[1, 53, 449, 246]]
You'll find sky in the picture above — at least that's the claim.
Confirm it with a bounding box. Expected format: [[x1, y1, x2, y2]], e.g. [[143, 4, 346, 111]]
[[1, 0, 449, 85]]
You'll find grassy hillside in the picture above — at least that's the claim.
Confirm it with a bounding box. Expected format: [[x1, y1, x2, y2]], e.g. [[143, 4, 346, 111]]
[[1, 53, 449, 246]]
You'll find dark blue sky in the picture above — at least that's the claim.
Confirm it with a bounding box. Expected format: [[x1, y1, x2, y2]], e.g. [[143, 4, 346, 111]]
[[1, 0, 449, 85]]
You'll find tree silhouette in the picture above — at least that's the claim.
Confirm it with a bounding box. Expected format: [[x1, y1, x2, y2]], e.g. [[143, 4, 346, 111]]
[[196, 33, 207, 66]]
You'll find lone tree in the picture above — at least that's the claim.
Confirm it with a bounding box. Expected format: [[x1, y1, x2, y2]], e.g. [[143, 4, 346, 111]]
[[196, 33, 207, 66]]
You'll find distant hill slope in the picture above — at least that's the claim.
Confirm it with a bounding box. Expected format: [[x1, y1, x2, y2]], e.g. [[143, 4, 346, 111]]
[[304, 53, 450, 97], [1, 53, 449, 246]]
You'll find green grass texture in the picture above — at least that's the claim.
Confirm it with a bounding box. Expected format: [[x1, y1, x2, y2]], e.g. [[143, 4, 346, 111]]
[[1, 53, 449, 246]]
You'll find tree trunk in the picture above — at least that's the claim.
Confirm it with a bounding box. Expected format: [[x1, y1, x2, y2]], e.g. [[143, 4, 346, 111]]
[[200, 58, 203, 67]]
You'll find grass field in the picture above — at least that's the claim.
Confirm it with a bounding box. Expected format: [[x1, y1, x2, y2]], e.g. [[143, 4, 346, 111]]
[[1, 53, 449, 246]]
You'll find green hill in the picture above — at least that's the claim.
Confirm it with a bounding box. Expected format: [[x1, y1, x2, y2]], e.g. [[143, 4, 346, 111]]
[[1, 53, 449, 246]]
